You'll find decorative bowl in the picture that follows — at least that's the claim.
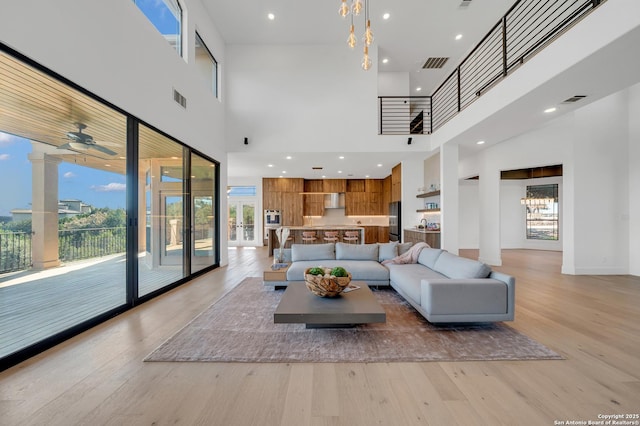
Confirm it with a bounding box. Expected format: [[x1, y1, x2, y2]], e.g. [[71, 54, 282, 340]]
[[304, 268, 352, 297]]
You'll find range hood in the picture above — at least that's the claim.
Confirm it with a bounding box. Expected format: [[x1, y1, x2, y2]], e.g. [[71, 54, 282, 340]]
[[324, 193, 345, 209]]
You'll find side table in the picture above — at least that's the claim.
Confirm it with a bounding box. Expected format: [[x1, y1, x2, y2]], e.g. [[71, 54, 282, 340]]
[[263, 264, 290, 288]]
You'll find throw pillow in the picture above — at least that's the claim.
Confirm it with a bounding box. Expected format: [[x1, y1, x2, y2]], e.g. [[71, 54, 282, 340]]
[[398, 242, 413, 255], [378, 242, 398, 262]]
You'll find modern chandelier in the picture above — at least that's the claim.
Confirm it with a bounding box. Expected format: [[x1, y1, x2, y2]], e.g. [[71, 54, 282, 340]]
[[339, 0, 373, 70]]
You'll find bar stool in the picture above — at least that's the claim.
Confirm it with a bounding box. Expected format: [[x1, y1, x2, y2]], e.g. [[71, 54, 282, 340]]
[[301, 231, 317, 243], [343, 230, 359, 244], [323, 231, 339, 243]]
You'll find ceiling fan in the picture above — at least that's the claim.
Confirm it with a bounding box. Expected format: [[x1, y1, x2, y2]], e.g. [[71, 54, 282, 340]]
[[59, 122, 118, 156]]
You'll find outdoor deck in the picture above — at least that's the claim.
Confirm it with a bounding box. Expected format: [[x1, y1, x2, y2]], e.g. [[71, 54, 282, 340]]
[[0, 254, 183, 359]]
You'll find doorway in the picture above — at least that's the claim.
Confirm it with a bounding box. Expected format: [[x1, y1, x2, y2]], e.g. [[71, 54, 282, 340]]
[[228, 200, 256, 246]]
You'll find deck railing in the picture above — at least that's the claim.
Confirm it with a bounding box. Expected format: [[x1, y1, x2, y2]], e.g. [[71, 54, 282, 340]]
[[58, 227, 127, 262], [0, 231, 32, 273], [0, 227, 127, 274], [379, 0, 605, 134]]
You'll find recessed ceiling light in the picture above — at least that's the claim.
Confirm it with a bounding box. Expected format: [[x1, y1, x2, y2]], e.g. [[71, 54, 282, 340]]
[[455, 34, 463, 40], [416, 87, 422, 92], [477, 140, 485, 145], [383, 12, 390, 20], [365, 175, 370, 178], [339, 156, 345, 159], [282, 170, 287, 174], [286, 156, 292, 159], [105, 164, 111, 167], [544, 107, 557, 113], [377, 163, 382, 167], [322, 175, 326, 178], [267, 164, 273, 167], [382, 58, 388, 64], [338, 171, 343, 174], [267, 13, 275, 20]]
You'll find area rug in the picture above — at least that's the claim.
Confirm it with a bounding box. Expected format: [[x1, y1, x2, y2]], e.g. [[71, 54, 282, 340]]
[[144, 277, 563, 363]]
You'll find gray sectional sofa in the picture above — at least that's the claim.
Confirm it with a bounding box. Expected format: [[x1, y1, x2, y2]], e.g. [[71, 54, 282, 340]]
[[269, 242, 515, 323]]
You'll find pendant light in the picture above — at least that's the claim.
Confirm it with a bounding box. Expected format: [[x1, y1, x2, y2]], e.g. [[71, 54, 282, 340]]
[[339, 0, 350, 17], [362, 45, 372, 70], [347, 14, 357, 48], [363, 0, 374, 46], [352, 0, 363, 16]]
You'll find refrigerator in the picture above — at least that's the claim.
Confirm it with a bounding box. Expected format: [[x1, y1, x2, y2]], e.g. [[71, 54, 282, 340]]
[[389, 201, 401, 242]]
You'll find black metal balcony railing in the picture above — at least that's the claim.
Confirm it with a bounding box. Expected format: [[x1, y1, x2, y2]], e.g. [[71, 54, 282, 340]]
[[59, 227, 126, 262], [378, 96, 431, 135], [379, 0, 605, 135], [0, 227, 127, 274], [0, 231, 32, 273]]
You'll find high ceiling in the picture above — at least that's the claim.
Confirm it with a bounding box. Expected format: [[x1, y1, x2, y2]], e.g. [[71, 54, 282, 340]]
[[202, 0, 514, 94], [203, 0, 515, 179]]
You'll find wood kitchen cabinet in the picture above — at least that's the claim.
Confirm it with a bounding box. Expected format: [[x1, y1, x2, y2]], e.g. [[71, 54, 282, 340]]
[[303, 179, 324, 216], [363, 226, 379, 244], [323, 179, 346, 193], [378, 226, 389, 242], [404, 229, 440, 248], [391, 163, 401, 202], [281, 192, 303, 226]]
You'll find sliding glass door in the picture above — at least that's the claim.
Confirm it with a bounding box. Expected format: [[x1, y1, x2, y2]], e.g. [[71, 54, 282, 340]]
[[0, 46, 219, 369]]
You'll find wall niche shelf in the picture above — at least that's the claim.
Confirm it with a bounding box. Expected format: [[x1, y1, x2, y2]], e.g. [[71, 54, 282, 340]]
[[417, 208, 441, 213], [416, 190, 440, 198]]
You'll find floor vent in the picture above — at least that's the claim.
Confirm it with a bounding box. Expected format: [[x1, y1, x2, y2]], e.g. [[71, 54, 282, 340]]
[[562, 95, 587, 103], [173, 89, 187, 108], [422, 57, 449, 69]]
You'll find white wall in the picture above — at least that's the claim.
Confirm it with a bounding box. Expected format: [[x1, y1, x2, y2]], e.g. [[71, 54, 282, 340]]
[[458, 86, 637, 275], [378, 72, 410, 96], [629, 84, 640, 276], [0, 0, 229, 264], [459, 180, 479, 249]]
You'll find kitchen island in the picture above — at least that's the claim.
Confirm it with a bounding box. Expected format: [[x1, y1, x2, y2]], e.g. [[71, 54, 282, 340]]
[[268, 226, 365, 256], [404, 228, 441, 249]]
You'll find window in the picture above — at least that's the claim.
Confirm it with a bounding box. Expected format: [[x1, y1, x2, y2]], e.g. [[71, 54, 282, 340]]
[[195, 32, 219, 98], [133, 0, 182, 56], [524, 184, 559, 240]]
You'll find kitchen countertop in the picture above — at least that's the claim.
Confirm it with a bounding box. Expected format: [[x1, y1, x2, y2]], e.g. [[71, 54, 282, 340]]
[[283, 226, 365, 230], [405, 227, 441, 233]]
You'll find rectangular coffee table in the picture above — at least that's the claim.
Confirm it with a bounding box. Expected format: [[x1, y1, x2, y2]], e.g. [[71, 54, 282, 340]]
[[273, 282, 386, 328]]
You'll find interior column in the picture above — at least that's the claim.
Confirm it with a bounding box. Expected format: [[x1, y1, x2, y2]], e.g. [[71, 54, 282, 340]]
[[440, 143, 459, 255], [28, 149, 61, 270], [478, 156, 502, 266]]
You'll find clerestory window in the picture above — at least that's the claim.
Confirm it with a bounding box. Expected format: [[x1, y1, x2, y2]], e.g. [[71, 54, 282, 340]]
[[195, 32, 219, 98], [133, 0, 182, 56]]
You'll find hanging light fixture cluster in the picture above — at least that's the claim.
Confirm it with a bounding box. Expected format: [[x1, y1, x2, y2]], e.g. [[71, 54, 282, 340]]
[[339, 0, 373, 71]]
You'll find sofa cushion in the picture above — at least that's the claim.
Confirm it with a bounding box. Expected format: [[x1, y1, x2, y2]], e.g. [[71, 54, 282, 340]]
[[386, 263, 447, 304], [398, 242, 413, 255], [432, 252, 491, 279], [421, 279, 508, 315], [378, 242, 398, 262], [335, 242, 379, 261], [287, 260, 389, 282], [291, 243, 335, 262], [417, 248, 444, 269]]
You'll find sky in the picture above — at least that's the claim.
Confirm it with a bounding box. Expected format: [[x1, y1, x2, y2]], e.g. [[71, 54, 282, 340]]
[[0, 2, 178, 218], [0, 132, 126, 217]]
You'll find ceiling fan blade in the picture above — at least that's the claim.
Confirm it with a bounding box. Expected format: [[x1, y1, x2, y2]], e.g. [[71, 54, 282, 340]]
[[89, 144, 117, 156]]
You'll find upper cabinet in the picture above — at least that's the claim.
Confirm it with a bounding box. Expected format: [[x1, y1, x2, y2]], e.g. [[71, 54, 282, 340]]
[[391, 163, 402, 202], [323, 179, 346, 193]]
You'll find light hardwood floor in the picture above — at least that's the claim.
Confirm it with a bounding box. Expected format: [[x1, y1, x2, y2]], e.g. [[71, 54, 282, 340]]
[[1, 247, 639, 425]]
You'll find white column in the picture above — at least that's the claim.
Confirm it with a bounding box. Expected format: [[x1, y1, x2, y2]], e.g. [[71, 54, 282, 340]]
[[478, 155, 502, 265], [440, 143, 459, 255], [28, 151, 61, 270]]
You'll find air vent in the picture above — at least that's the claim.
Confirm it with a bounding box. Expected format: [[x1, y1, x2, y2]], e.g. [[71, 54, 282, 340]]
[[422, 57, 449, 69], [312, 166, 323, 170], [562, 95, 587, 103], [459, 0, 473, 7], [173, 89, 187, 108]]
